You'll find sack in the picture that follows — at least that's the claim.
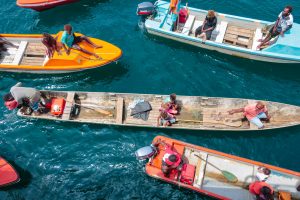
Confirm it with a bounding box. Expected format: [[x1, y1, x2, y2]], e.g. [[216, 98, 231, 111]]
[[180, 164, 195, 185]]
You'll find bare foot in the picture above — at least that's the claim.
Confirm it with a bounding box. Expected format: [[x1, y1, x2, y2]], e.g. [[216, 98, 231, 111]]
[[94, 54, 100, 59]]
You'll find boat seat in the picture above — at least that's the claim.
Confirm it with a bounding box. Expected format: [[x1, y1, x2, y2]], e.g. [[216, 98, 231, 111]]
[[215, 21, 228, 43], [182, 15, 195, 35], [62, 92, 75, 120], [116, 97, 124, 124], [192, 20, 203, 34], [12, 41, 28, 65], [252, 28, 263, 50]]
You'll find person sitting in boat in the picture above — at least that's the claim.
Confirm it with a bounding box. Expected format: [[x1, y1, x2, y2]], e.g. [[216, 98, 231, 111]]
[[152, 139, 183, 177], [249, 181, 274, 200], [195, 10, 217, 42], [157, 110, 176, 127], [257, 6, 293, 50], [228, 101, 271, 129], [3, 82, 42, 115], [161, 93, 179, 115], [60, 24, 102, 58], [256, 167, 271, 182], [0, 37, 18, 52], [42, 33, 62, 58]]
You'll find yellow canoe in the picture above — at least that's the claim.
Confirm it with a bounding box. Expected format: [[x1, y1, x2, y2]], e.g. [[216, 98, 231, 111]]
[[0, 32, 122, 73]]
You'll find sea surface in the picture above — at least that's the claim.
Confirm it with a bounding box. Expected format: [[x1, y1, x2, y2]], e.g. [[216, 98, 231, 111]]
[[0, 0, 300, 199]]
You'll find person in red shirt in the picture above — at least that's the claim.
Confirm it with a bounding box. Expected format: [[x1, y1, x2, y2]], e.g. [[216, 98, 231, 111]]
[[249, 181, 274, 200], [228, 101, 271, 129], [153, 140, 183, 177]]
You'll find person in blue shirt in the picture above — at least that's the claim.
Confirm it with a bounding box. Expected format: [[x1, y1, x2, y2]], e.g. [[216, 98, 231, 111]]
[[61, 24, 102, 58]]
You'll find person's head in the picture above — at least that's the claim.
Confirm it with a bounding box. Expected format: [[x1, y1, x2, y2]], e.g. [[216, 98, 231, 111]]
[[282, 6, 293, 17], [260, 186, 274, 200], [42, 33, 53, 44], [297, 184, 300, 191], [170, 93, 176, 102], [3, 93, 18, 110], [64, 24, 73, 33], [168, 154, 178, 163], [207, 10, 216, 18], [256, 101, 265, 110], [263, 167, 271, 175]]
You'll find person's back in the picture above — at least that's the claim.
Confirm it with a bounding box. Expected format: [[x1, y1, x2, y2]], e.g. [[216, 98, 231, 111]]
[[10, 82, 40, 105]]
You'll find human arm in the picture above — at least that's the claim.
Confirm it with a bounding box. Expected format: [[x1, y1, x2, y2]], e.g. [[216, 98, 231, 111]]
[[201, 19, 207, 32], [157, 114, 161, 126], [228, 108, 244, 115]]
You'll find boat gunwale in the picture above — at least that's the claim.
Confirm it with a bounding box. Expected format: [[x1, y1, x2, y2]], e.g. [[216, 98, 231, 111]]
[[0, 156, 20, 188]]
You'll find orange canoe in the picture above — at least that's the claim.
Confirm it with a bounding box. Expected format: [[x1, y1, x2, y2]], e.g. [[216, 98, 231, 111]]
[[138, 136, 300, 199], [0, 32, 122, 73], [0, 157, 20, 187], [16, 0, 79, 11]]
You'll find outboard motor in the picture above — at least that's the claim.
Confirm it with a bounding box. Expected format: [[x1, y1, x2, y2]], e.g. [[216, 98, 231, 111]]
[[135, 145, 158, 160], [137, 2, 156, 16]]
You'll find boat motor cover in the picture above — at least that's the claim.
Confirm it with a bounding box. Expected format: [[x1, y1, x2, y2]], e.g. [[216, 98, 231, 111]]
[[137, 2, 155, 16], [51, 98, 66, 116], [180, 164, 196, 185], [135, 146, 156, 160]]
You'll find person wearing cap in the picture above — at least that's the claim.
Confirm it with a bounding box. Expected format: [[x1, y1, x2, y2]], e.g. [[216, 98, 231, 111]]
[[249, 181, 274, 200], [3, 82, 41, 115], [228, 101, 271, 129]]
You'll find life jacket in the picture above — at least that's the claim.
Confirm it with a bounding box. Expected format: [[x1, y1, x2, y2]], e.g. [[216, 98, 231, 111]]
[[169, 0, 178, 13], [162, 147, 181, 167], [249, 181, 274, 196]]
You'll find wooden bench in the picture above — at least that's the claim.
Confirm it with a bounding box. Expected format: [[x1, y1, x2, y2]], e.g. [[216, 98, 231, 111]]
[[182, 15, 195, 35], [12, 41, 28, 65], [252, 28, 263, 50], [62, 92, 75, 120], [215, 21, 228, 43], [116, 97, 124, 124]]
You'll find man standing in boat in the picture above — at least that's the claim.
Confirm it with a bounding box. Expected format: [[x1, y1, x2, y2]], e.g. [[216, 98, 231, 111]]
[[60, 24, 102, 58], [228, 101, 271, 129], [3, 82, 41, 115], [257, 6, 293, 50]]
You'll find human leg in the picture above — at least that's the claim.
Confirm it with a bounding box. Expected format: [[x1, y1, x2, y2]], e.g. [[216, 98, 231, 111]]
[[250, 117, 264, 129], [195, 26, 203, 37], [78, 36, 102, 48], [72, 44, 99, 58]]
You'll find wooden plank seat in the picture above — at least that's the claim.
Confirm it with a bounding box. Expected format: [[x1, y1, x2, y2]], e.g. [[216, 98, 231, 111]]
[[116, 97, 124, 124], [215, 21, 228, 43], [182, 15, 195, 35], [224, 25, 255, 48], [252, 28, 263, 50], [24, 42, 46, 57], [12, 41, 28, 65], [62, 92, 75, 120]]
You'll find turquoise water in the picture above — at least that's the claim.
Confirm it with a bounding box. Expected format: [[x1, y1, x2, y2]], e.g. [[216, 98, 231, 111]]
[[1, 0, 300, 199]]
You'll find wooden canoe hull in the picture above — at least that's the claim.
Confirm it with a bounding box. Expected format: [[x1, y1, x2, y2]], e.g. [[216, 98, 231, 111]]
[[0, 157, 20, 187], [145, 136, 300, 200], [0, 33, 122, 73], [16, 0, 79, 11], [17, 90, 300, 131]]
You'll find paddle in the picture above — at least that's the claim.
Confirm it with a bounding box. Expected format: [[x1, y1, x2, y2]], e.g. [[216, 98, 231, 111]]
[[64, 100, 113, 116], [194, 154, 238, 183]]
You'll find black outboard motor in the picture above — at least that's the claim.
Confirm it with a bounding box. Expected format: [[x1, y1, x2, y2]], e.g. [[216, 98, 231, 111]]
[[135, 145, 158, 160], [137, 2, 156, 16]]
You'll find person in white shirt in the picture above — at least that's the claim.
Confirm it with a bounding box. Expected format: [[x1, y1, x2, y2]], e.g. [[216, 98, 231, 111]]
[[257, 5, 293, 50], [256, 167, 271, 182]]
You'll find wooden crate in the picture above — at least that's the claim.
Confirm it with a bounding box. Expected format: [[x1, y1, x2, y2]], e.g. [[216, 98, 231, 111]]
[[223, 26, 255, 49]]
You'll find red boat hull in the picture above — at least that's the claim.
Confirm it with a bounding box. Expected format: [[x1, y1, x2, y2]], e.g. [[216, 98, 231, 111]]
[[0, 157, 20, 187], [16, 0, 79, 11]]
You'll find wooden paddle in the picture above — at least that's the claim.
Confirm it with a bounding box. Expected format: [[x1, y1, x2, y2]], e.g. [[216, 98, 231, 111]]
[[194, 154, 238, 183], [65, 100, 113, 116]]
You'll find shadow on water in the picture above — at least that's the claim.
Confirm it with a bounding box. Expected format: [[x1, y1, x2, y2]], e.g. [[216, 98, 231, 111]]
[[35, 0, 110, 28], [145, 33, 300, 82], [0, 157, 32, 191]]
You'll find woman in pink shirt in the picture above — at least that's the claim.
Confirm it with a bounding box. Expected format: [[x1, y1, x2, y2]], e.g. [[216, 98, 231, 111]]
[[228, 101, 271, 129]]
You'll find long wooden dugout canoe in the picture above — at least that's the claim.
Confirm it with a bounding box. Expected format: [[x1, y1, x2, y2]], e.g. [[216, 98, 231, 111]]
[[16, 90, 300, 131]]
